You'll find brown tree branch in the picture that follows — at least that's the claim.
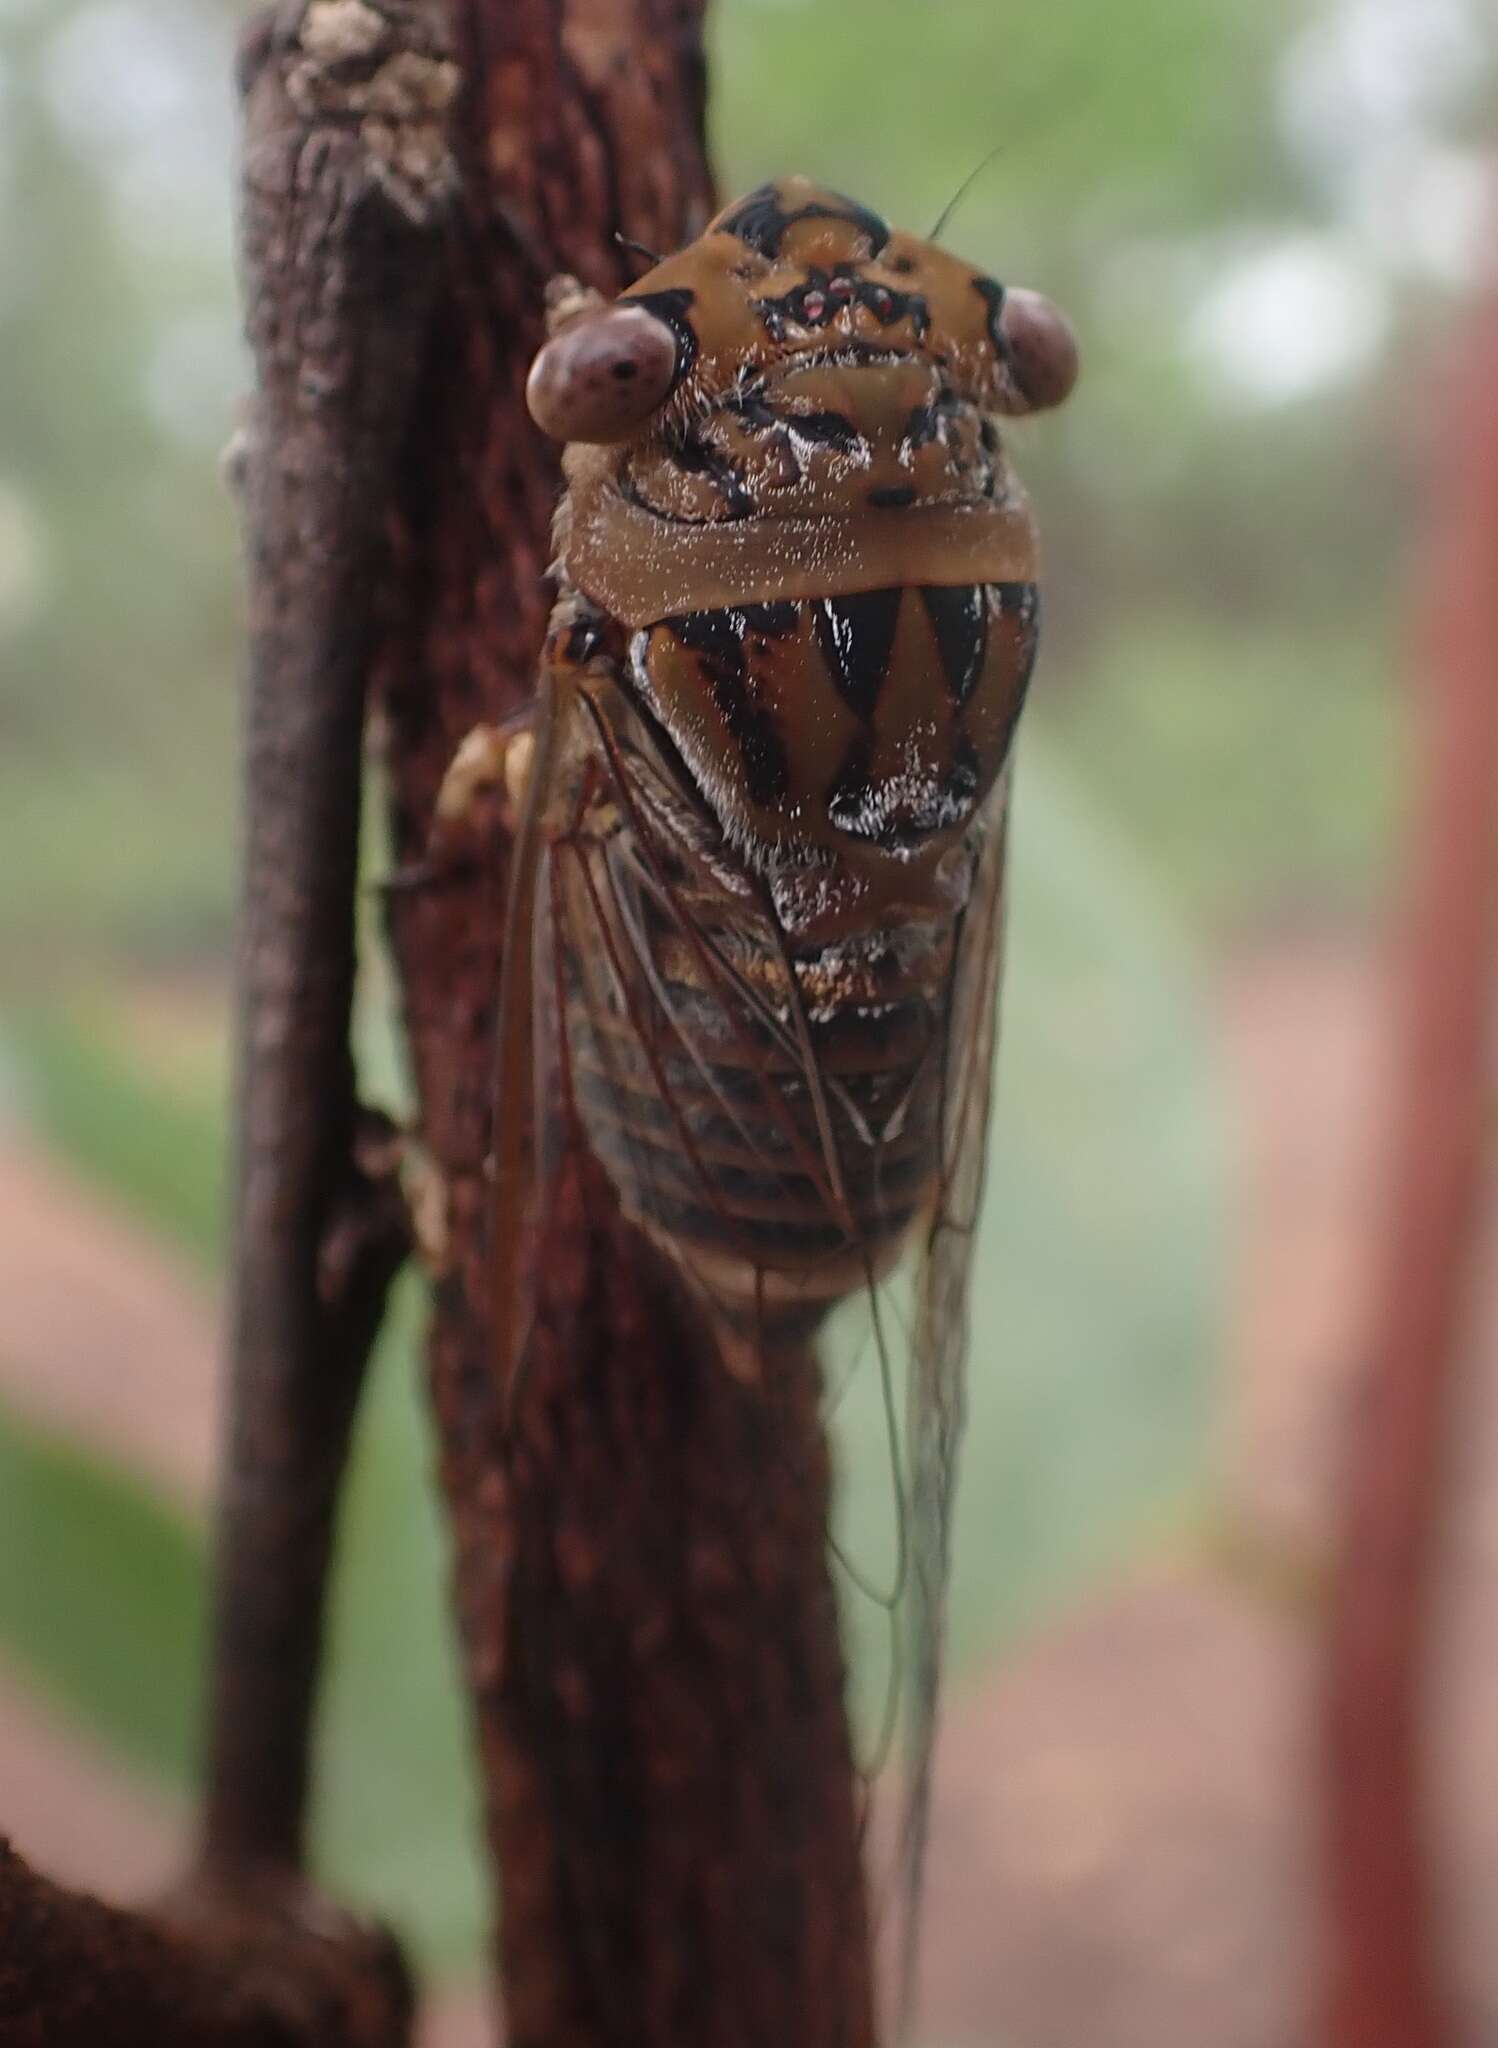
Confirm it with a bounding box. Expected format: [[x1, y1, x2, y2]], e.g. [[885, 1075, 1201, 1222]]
[[1322, 251, 1498, 2046], [372, 4, 878, 2041]]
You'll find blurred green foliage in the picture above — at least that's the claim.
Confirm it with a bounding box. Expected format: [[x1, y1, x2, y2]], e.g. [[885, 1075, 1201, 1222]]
[[9, 1002, 226, 1265], [0, 1400, 206, 1782]]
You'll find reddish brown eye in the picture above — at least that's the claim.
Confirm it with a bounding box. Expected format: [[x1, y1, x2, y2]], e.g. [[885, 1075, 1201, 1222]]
[[998, 288, 1080, 413], [526, 304, 682, 445]]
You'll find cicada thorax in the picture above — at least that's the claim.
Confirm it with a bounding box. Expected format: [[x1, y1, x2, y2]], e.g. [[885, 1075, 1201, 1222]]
[[523, 178, 1069, 1342], [538, 577, 1036, 1343]]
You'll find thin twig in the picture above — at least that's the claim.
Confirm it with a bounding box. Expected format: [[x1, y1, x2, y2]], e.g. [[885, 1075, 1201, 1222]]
[[201, 0, 457, 1875], [1322, 251, 1498, 2048]]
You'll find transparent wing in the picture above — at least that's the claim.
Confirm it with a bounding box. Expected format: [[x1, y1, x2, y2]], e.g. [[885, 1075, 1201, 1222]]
[[489, 655, 569, 1405], [498, 651, 868, 1381], [496, 631, 1010, 2039], [893, 785, 1010, 2037]]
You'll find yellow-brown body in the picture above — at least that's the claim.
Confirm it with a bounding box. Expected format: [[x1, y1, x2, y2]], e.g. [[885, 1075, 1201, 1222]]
[[500, 177, 1077, 2023], [518, 178, 1070, 1333]]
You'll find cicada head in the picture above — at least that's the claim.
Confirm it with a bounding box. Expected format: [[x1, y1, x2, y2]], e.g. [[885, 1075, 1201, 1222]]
[[528, 176, 1077, 627]]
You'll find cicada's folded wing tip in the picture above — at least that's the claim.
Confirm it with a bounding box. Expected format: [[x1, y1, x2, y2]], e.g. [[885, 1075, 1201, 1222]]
[[488, 665, 572, 1409]]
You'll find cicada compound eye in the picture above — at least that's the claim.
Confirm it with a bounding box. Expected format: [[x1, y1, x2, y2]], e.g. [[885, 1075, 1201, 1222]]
[[998, 288, 1080, 414], [526, 303, 683, 446]]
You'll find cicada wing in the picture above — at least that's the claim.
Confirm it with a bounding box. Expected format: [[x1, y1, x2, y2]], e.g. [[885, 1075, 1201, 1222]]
[[893, 783, 1011, 2035], [569, 696, 1009, 1922], [490, 658, 575, 1402], [502, 651, 1008, 2033], [560, 684, 872, 1306]]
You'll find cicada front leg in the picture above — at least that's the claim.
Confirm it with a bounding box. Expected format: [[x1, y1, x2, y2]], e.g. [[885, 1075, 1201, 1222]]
[[433, 593, 622, 855], [383, 708, 536, 895], [373, 723, 520, 901]]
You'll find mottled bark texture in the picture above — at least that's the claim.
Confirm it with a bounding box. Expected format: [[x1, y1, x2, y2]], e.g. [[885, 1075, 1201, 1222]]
[[370, 3, 877, 2045], [1321, 255, 1498, 2044]]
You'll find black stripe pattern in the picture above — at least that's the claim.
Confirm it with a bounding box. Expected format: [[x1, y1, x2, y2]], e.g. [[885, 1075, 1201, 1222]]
[[920, 584, 988, 706], [651, 587, 1036, 854], [718, 184, 892, 260], [666, 610, 791, 806], [813, 589, 903, 721]]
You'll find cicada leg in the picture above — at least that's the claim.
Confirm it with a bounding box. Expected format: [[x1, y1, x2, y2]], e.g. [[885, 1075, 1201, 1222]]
[[379, 708, 542, 902]]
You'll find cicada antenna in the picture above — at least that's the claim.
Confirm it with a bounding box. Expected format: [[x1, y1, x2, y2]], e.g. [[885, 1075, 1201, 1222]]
[[614, 230, 664, 272], [927, 141, 1009, 242], [925, 36, 1105, 246]]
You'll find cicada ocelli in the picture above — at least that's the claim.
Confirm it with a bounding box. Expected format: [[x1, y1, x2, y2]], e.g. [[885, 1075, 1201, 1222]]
[[481, 175, 1077, 2021]]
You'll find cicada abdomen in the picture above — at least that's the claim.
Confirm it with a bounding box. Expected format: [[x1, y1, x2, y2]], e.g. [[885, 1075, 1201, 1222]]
[[497, 176, 1077, 2026]]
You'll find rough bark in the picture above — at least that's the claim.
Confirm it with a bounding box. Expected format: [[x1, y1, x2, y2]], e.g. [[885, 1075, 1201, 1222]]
[[371, 3, 877, 2044], [1321, 257, 1498, 2045]]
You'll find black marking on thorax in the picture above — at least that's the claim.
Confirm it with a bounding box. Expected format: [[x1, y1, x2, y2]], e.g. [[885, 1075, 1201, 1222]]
[[1001, 583, 1040, 632], [661, 423, 756, 519], [904, 398, 944, 450], [817, 583, 1036, 853], [826, 729, 983, 853], [649, 584, 1038, 855], [719, 185, 892, 259], [919, 585, 988, 706], [661, 609, 791, 808], [739, 600, 799, 637], [813, 590, 903, 721], [781, 408, 865, 453]]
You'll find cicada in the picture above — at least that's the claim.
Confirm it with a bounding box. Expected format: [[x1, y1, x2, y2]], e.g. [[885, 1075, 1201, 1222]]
[[486, 175, 1076, 2018]]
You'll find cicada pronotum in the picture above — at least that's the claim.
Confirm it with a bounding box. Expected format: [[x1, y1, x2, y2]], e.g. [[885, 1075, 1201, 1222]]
[[475, 175, 1076, 2025]]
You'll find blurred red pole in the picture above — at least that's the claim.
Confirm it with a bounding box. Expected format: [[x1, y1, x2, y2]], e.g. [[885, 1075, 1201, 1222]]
[[1322, 253, 1498, 2046]]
